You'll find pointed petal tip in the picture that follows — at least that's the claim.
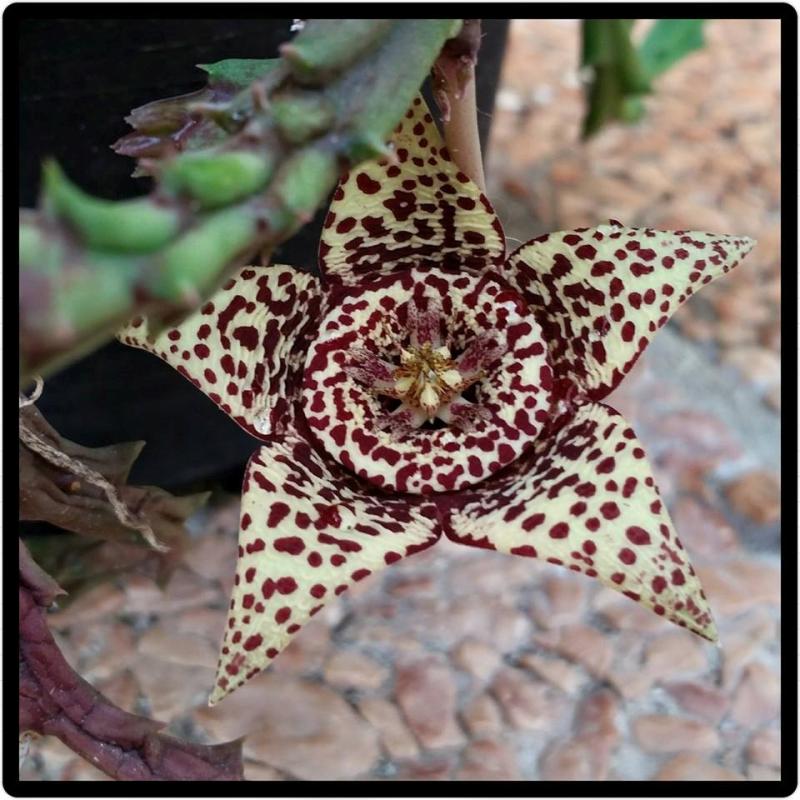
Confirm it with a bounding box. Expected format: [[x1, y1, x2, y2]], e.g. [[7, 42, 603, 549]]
[[207, 679, 234, 707], [741, 235, 757, 254], [699, 620, 719, 645]]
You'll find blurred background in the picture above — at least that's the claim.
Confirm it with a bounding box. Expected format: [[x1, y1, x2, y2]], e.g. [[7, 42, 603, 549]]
[[22, 18, 781, 782]]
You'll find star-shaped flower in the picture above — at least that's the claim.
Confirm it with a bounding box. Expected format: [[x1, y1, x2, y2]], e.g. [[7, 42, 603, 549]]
[[120, 96, 754, 704]]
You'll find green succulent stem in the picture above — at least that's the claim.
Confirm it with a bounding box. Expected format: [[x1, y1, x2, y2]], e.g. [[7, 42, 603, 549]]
[[19, 19, 464, 385]]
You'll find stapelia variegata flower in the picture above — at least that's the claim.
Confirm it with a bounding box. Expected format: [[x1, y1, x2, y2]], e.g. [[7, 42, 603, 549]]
[[120, 96, 754, 704]]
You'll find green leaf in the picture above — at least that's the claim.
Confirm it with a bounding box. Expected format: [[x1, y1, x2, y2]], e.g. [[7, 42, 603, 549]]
[[198, 58, 280, 89], [581, 18, 707, 138], [580, 19, 651, 139], [638, 19, 706, 78]]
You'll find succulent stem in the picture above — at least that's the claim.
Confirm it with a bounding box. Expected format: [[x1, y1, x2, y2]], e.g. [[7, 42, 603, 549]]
[[19, 19, 462, 385]]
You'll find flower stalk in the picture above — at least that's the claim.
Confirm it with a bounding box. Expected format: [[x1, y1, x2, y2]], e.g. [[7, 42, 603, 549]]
[[433, 18, 486, 190]]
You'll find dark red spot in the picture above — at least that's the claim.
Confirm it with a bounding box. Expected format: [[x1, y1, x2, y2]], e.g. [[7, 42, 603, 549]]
[[336, 217, 356, 233], [652, 576, 667, 594], [268, 502, 291, 527], [618, 319, 638, 344], [596, 457, 615, 474], [626, 526, 651, 546], [243, 634, 263, 651], [600, 501, 620, 520], [274, 536, 305, 554], [522, 513, 545, 531], [356, 173, 381, 194], [276, 577, 298, 595], [549, 522, 569, 539]]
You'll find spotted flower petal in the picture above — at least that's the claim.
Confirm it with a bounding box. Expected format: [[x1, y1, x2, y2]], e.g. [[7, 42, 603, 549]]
[[210, 435, 441, 704], [119, 265, 323, 439], [503, 221, 755, 401], [319, 95, 505, 286], [443, 402, 717, 642]]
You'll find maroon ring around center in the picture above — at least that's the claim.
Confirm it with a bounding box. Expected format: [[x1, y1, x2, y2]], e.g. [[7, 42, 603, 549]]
[[302, 267, 554, 494]]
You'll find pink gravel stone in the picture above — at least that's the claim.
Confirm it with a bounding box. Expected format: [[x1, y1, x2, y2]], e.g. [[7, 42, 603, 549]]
[[577, 688, 620, 744], [461, 693, 505, 738], [182, 532, 237, 583], [747, 729, 781, 768], [94, 669, 141, 714], [532, 574, 588, 629], [724, 470, 781, 525], [540, 738, 605, 781], [137, 624, 217, 669], [730, 662, 781, 727], [323, 650, 389, 691], [456, 739, 520, 780], [694, 558, 780, 617], [672, 497, 739, 558], [357, 697, 420, 760], [644, 631, 709, 681], [534, 624, 613, 678], [47, 583, 126, 629], [243, 762, 283, 780], [654, 753, 746, 781], [518, 652, 585, 694], [451, 637, 502, 682], [244, 683, 380, 779], [662, 681, 730, 724], [491, 668, 565, 732], [395, 659, 465, 749], [634, 715, 720, 754]]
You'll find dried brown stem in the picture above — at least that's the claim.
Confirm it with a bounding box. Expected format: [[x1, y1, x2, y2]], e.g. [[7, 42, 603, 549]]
[[18, 540, 245, 781]]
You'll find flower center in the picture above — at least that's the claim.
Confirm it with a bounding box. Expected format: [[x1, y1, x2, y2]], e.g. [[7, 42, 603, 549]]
[[302, 267, 553, 494], [386, 343, 482, 420]]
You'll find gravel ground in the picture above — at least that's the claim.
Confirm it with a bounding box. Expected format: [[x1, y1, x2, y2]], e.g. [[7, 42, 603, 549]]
[[21, 18, 782, 783]]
